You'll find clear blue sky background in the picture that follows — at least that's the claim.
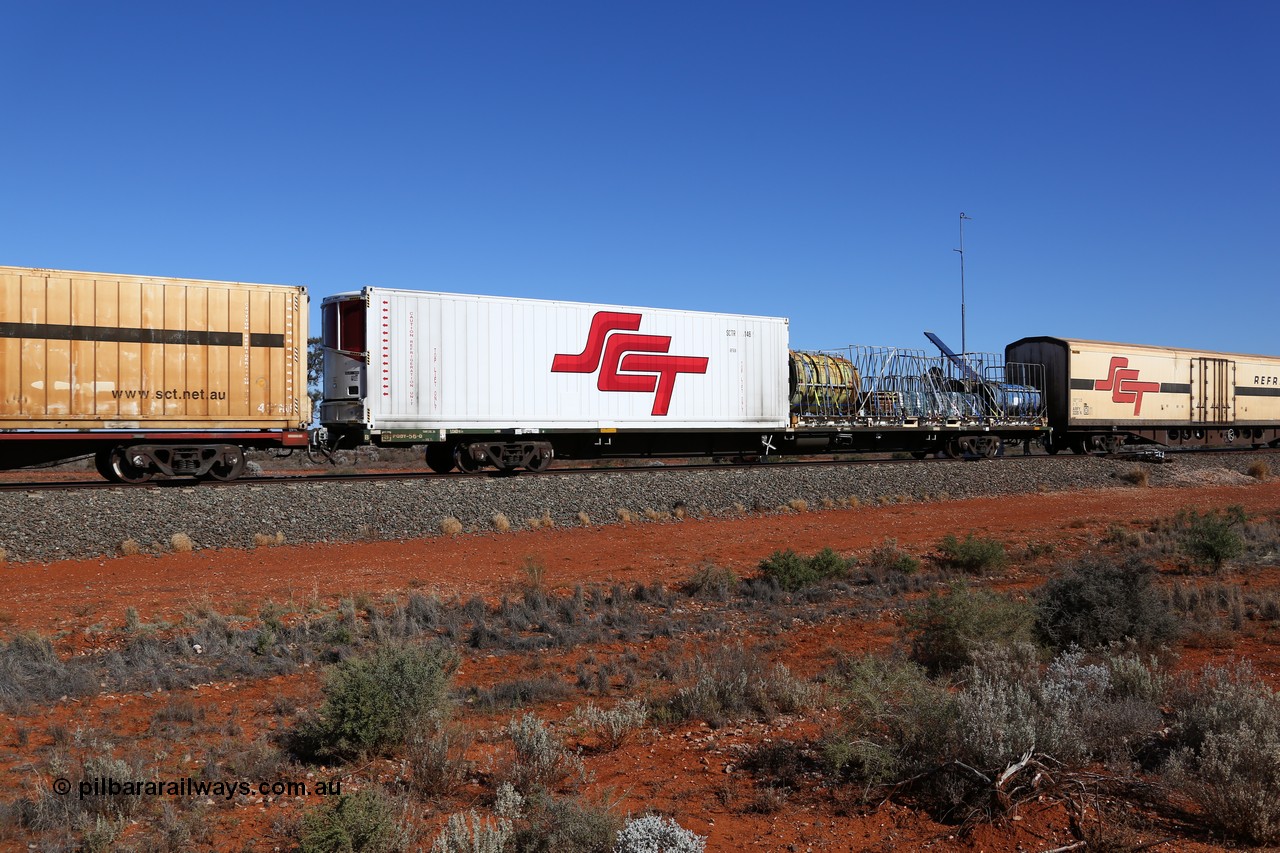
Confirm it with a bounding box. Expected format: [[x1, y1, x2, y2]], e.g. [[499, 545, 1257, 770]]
[[3, 2, 1276, 356]]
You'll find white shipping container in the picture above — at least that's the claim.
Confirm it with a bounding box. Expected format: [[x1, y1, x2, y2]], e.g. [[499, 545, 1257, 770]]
[[339, 288, 790, 433]]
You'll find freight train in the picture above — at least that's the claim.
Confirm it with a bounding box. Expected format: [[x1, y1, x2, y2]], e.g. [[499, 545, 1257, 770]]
[[2, 266, 1277, 481]]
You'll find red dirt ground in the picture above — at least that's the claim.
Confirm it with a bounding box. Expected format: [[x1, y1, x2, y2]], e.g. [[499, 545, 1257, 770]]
[[3, 480, 1280, 852]]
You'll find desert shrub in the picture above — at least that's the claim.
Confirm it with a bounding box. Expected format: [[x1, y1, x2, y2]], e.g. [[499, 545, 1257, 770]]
[[684, 563, 738, 599], [612, 814, 706, 853], [935, 533, 1008, 574], [757, 547, 853, 591], [573, 700, 649, 751], [0, 632, 96, 711], [668, 645, 815, 727], [1178, 505, 1246, 572], [756, 549, 811, 590], [469, 676, 574, 711], [1034, 556, 1179, 650], [826, 649, 1164, 818], [431, 784, 522, 853], [905, 583, 1035, 674], [439, 517, 464, 536], [1248, 460, 1271, 480], [504, 714, 583, 794], [511, 791, 623, 853], [297, 643, 457, 759], [860, 538, 921, 580], [1167, 662, 1280, 844], [821, 655, 955, 794], [407, 720, 474, 798], [298, 786, 413, 853]]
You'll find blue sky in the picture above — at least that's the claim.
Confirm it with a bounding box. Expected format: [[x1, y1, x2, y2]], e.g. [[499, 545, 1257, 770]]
[[3, 2, 1276, 356]]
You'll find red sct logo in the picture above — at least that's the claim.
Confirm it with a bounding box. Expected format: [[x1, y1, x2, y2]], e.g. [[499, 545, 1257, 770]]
[[1095, 356, 1160, 415], [551, 312, 709, 416]]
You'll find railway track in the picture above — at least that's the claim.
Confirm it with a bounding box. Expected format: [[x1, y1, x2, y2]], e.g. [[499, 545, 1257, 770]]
[[4, 446, 1269, 493]]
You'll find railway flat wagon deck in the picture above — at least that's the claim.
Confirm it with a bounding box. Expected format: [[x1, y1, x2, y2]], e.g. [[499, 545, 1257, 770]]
[[0, 266, 310, 481]]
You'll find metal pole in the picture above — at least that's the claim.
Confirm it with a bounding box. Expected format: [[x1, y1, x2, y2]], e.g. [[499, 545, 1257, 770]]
[[954, 212, 972, 356]]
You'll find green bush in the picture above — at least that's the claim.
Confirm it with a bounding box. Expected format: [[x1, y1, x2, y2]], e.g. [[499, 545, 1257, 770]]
[[822, 655, 954, 792], [936, 533, 1009, 574], [905, 583, 1035, 674], [1168, 662, 1280, 844], [298, 787, 412, 853], [758, 547, 853, 591], [298, 643, 457, 759], [1179, 506, 1246, 572], [1034, 556, 1179, 650]]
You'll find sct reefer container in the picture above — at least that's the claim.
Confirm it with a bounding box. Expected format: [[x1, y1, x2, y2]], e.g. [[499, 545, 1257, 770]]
[[0, 266, 309, 479], [1006, 336, 1280, 451], [320, 288, 790, 471]]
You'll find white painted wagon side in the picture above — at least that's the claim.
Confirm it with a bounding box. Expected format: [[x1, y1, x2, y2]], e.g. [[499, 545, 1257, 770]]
[[359, 288, 790, 433]]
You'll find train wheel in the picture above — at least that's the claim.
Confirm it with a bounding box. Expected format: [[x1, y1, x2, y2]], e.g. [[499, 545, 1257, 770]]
[[203, 447, 246, 481], [94, 448, 121, 482], [525, 447, 553, 473], [1070, 438, 1091, 455], [943, 438, 963, 459], [910, 450, 929, 460], [975, 436, 1003, 458], [425, 443, 455, 475], [108, 446, 154, 484], [454, 445, 484, 474]]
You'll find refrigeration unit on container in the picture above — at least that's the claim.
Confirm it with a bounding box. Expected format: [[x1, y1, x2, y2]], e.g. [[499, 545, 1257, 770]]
[[319, 287, 790, 472], [0, 266, 310, 481]]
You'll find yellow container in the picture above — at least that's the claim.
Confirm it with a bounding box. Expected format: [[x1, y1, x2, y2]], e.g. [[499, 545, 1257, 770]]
[[0, 266, 309, 429]]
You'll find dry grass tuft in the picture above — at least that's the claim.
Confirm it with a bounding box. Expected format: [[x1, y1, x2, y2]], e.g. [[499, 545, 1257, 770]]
[[1248, 460, 1271, 481], [733, 501, 748, 515], [821, 497, 836, 510], [522, 510, 556, 530], [1121, 467, 1150, 487], [642, 507, 669, 522], [617, 508, 634, 524], [439, 517, 464, 536], [577, 511, 591, 527], [120, 538, 142, 557], [788, 498, 809, 513], [0, 547, 6, 565], [492, 513, 512, 533], [846, 495, 861, 508], [673, 504, 687, 520], [170, 533, 194, 553], [253, 531, 286, 547]]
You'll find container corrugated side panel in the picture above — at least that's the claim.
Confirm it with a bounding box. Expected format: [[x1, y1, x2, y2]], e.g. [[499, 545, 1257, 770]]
[[0, 266, 307, 429], [365, 288, 788, 431]]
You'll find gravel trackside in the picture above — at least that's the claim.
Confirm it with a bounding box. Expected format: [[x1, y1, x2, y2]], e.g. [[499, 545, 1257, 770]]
[[3, 451, 1278, 563]]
